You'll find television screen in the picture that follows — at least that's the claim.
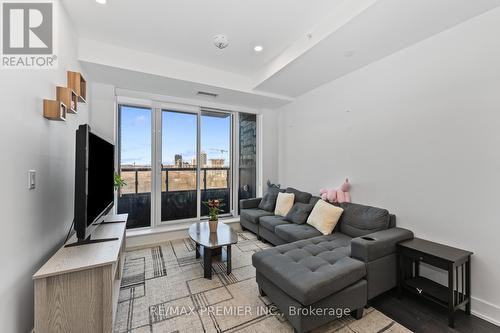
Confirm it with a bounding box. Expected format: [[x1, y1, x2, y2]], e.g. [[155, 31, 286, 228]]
[[87, 132, 115, 226], [74, 124, 115, 241]]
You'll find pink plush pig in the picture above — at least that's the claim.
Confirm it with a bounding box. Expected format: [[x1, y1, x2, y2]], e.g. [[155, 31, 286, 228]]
[[319, 188, 328, 201], [327, 189, 337, 203], [319, 178, 351, 204], [336, 178, 351, 203]]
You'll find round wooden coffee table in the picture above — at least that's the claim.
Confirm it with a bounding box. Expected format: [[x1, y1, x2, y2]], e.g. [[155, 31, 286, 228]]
[[188, 222, 238, 279]]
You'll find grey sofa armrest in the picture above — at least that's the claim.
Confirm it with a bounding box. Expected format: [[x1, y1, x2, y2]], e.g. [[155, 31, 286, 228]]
[[240, 198, 262, 209], [351, 227, 413, 262]]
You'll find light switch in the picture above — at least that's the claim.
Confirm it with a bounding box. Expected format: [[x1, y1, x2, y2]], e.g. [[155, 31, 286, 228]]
[[28, 170, 36, 190]]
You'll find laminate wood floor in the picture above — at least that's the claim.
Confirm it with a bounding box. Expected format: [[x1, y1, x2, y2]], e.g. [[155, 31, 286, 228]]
[[372, 289, 500, 333]]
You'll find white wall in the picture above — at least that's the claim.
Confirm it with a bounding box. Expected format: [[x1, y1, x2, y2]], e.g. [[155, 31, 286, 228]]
[[277, 7, 500, 325], [261, 109, 280, 190], [0, 2, 86, 332], [89, 82, 116, 143]]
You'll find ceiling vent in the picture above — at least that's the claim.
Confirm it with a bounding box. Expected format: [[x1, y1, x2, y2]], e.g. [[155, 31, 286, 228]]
[[197, 91, 218, 98]]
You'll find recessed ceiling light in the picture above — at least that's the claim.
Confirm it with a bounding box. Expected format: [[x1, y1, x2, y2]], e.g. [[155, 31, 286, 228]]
[[96, 0, 107, 4], [254, 45, 264, 52]]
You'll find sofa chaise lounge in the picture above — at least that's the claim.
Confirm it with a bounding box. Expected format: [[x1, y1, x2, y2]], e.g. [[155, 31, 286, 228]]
[[241, 187, 413, 333]]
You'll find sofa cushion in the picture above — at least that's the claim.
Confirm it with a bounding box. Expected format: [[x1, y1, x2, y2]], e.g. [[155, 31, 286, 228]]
[[258, 191, 279, 212], [259, 215, 290, 232], [339, 202, 390, 237], [285, 202, 314, 224], [258, 183, 284, 212], [274, 192, 295, 216], [252, 234, 364, 305], [275, 224, 322, 243], [240, 208, 274, 224], [309, 196, 321, 205], [307, 200, 344, 235], [286, 187, 312, 204]]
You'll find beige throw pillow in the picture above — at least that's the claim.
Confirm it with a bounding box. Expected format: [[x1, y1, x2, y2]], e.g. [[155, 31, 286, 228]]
[[274, 192, 295, 216], [307, 200, 344, 235]]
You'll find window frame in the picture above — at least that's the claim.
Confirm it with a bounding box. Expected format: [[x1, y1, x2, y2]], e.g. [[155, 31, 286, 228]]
[[115, 95, 258, 230]]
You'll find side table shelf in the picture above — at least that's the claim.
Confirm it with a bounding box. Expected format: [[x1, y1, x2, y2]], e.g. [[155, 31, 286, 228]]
[[397, 238, 472, 328]]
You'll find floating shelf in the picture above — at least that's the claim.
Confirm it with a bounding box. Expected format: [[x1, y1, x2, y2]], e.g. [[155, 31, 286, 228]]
[[43, 100, 67, 121], [43, 70, 85, 121], [67, 71, 87, 103], [56, 86, 78, 114]]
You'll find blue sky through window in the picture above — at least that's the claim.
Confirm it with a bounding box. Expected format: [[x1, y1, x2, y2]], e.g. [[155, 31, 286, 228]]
[[120, 106, 230, 166], [120, 106, 151, 166], [200, 112, 231, 166]]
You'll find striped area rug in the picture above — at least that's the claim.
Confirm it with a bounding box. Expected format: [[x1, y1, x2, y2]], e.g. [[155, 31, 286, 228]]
[[114, 230, 412, 333]]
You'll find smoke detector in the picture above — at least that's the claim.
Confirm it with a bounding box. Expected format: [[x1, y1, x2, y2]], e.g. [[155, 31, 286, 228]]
[[213, 34, 229, 49]]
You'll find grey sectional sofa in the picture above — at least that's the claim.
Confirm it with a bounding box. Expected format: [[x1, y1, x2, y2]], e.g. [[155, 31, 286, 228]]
[[240, 187, 413, 333], [240, 187, 319, 244]]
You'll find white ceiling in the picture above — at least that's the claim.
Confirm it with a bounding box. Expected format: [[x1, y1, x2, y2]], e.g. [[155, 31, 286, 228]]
[[255, 0, 500, 97], [62, 0, 500, 109], [81, 61, 292, 110], [61, 0, 345, 75]]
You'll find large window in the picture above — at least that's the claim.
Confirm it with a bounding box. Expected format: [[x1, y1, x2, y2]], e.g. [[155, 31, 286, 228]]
[[117, 104, 256, 229], [161, 110, 198, 221], [117, 105, 152, 229], [200, 111, 232, 216]]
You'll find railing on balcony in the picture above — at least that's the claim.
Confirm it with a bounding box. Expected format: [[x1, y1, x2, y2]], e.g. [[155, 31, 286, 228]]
[[117, 167, 231, 229]]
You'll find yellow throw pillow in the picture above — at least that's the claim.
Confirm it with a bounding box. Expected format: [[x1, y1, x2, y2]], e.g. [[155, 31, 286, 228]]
[[274, 192, 295, 216], [307, 200, 344, 235]]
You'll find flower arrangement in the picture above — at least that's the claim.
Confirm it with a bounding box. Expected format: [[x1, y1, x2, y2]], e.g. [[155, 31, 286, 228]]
[[203, 199, 225, 221]]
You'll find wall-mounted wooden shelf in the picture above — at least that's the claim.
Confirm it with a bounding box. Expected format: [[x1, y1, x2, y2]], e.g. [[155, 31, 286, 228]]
[[56, 86, 78, 114], [43, 70, 86, 121], [67, 71, 87, 103], [43, 100, 67, 121]]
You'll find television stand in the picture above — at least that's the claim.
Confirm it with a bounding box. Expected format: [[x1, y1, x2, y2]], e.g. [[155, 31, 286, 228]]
[[64, 236, 119, 248], [33, 214, 128, 333], [102, 214, 127, 224]]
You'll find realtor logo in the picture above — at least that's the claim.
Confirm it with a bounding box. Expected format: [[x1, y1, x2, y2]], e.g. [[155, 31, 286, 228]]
[[1, 1, 57, 68]]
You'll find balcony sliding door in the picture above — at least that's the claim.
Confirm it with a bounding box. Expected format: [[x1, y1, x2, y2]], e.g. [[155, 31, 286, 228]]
[[161, 110, 198, 221], [118, 103, 248, 228], [200, 111, 232, 217], [159, 109, 232, 223]]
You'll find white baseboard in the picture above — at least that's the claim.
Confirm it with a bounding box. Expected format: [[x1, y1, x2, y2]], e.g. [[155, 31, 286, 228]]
[[418, 264, 500, 326], [471, 297, 500, 326]]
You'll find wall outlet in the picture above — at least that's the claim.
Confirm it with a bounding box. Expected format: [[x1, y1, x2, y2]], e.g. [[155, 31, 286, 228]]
[[28, 170, 36, 190]]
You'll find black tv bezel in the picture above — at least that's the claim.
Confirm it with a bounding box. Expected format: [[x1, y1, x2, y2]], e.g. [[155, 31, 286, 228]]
[[74, 124, 114, 241]]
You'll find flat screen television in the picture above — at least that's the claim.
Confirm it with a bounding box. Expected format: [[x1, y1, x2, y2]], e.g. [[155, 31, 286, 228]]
[[73, 124, 115, 242]]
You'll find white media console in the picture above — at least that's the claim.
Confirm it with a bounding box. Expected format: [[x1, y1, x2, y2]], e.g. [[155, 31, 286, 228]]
[[33, 214, 128, 333]]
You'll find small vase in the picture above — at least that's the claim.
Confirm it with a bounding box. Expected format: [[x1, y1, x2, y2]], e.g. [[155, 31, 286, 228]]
[[209, 219, 218, 233]]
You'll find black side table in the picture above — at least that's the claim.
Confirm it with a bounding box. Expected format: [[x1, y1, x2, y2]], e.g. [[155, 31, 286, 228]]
[[397, 238, 473, 328]]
